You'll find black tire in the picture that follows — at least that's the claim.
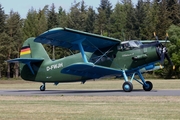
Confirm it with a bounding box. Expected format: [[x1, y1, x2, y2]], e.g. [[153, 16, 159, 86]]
[[40, 85, 46, 91], [143, 81, 153, 91], [122, 81, 133, 92]]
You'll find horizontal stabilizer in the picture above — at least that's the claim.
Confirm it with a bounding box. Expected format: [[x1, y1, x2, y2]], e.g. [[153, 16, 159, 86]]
[[7, 58, 44, 74], [7, 58, 44, 63], [61, 63, 122, 79]]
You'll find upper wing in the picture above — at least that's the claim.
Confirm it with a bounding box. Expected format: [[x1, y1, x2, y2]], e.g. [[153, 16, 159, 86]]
[[34, 28, 120, 52], [140, 40, 170, 44]]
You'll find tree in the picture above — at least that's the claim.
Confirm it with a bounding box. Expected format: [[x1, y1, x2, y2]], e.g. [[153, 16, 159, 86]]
[[36, 5, 48, 35], [46, 4, 59, 60], [148, 0, 160, 38], [57, 6, 67, 27], [67, 0, 88, 31], [135, 0, 148, 39], [0, 4, 7, 77], [167, 0, 180, 25], [155, 0, 172, 39], [0, 4, 6, 33], [0, 32, 11, 78], [23, 7, 39, 40], [94, 0, 113, 36], [94, 7, 106, 35], [135, 0, 156, 40], [5, 10, 23, 78], [166, 25, 180, 78], [85, 6, 96, 33], [123, 0, 136, 40], [110, 2, 127, 40], [47, 3, 59, 29]]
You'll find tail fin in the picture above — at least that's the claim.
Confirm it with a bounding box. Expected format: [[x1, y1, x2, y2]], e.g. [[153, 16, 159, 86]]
[[7, 37, 50, 76], [20, 37, 50, 60]]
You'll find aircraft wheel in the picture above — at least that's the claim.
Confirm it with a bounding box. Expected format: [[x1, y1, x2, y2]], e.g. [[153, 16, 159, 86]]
[[143, 81, 153, 91], [122, 81, 133, 92], [40, 85, 46, 91]]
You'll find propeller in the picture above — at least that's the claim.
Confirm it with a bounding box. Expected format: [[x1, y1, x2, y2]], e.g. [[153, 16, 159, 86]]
[[154, 32, 174, 69]]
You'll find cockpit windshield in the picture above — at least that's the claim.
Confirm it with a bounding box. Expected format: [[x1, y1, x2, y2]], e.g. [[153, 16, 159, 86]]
[[118, 40, 142, 51], [128, 40, 142, 48]]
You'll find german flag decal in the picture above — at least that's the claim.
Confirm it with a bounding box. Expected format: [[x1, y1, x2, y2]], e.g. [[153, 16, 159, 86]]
[[20, 46, 31, 55]]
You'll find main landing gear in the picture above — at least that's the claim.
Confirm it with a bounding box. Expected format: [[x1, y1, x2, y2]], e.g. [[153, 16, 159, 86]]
[[122, 81, 133, 92], [122, 70, 153, 92]]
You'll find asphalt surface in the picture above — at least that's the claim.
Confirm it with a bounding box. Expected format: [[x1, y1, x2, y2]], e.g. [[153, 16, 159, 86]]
[[0, 89, 180, 96]]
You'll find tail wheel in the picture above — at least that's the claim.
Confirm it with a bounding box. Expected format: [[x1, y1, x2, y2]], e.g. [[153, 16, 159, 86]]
[[122, 81, 133, 92], [143, 81, 153, 91]]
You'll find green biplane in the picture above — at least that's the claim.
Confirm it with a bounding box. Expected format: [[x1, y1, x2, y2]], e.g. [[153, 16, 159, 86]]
[[8, 28, 172, 92]]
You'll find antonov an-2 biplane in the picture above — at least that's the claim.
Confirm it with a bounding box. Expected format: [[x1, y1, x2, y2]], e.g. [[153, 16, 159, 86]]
[[8, 28, 172, 92]]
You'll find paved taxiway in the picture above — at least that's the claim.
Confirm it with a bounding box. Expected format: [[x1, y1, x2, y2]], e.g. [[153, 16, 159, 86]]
[[0, 89, 180, 96]]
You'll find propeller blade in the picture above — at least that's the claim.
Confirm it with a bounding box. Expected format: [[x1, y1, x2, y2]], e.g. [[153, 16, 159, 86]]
[[164, 33, 169, 47], [154, 32, 158, 41], [154, 32, 174, 70], [160, 52, 165, 64], [173, 65, 175, 70], [165, 53, 173, 66]]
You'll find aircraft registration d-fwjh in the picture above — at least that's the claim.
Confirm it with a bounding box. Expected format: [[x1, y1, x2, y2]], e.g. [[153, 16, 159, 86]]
[[8, 28, 173, 92]]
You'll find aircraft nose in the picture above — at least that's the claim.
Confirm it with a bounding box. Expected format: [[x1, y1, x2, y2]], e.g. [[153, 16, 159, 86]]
[[154, 32, 173, 66], [156, 43, 173, 66]]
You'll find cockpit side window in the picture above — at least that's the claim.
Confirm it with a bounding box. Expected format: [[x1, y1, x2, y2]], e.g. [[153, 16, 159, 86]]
[[123, 43, 130, 50], [117, 43, 130, 51]]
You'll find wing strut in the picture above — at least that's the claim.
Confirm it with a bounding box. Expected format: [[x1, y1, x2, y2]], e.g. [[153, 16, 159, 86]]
[[73, 38, 88, 63]]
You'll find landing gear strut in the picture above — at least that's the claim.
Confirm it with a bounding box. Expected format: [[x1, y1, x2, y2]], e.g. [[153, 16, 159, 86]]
[[40, 82, 46, 91], [121, 70, 153, 92]]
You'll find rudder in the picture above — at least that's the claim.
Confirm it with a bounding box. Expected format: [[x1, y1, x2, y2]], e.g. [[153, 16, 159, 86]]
[[20, 37, 50, 60]]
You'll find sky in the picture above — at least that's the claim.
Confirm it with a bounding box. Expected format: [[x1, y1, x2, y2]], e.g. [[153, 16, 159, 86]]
[[0, 0, 138, 18]]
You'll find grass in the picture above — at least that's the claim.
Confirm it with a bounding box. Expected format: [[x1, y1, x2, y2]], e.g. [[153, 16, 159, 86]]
[[0, 79, 180, 120]]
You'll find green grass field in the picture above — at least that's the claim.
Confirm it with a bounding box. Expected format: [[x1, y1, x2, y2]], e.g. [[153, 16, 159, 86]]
[[0, 79, 180, 120]]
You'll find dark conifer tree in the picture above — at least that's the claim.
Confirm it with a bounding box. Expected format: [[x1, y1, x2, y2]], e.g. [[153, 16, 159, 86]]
[[85, 6, 96, 33], [110, 2, 127, 40], [0, 4, 6, 77], [58, 6, 67, 27], [5, 10, 23, 78], [23, 8, 39, 40], [95, 0, 113, 36], [47, 3, 59, 29], [167, 0, 180, 25]]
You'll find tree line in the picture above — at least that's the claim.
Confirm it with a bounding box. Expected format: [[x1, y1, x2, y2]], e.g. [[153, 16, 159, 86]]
[[0, 0, 180, 78]]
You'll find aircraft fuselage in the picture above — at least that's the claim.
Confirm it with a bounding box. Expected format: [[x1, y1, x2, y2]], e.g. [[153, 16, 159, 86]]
[[20, 40, 160, 83]]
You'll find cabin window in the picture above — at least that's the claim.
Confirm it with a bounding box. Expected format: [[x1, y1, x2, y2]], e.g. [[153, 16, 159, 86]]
[[117, 43, 131, 51]]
